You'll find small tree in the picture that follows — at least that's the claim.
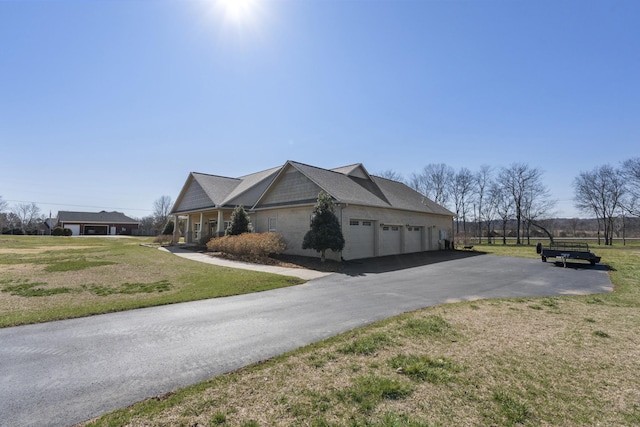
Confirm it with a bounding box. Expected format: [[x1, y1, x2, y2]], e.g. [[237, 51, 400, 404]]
[[226, 205, 251, 236], [302, 191, 345, 262], [161, 220, 174, 235]]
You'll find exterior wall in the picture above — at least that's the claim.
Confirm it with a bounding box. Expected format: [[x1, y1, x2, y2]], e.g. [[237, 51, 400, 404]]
[[254, 203, 452, 261], [340, 205, 451, 259], [59, 223, 138, 236], [254, 205, 334, 259]]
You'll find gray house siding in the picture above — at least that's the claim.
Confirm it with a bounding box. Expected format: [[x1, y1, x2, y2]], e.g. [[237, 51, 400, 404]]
[[177, 180, 214, 212], [260, 169, 322, 207]]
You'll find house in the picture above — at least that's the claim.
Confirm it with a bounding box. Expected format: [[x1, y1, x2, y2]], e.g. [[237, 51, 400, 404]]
[[56, 211, 140, 236], [170, 161, 455, 261]]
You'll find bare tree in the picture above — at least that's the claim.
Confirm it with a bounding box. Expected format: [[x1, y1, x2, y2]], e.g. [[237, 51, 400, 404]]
[[566, 218, 581, 237], [375, 170, 404, 182], [153, 195, 173, 234], [409, 164, 454, 208], [574, 165, 625, 245], [474, 165, 493, 244], [522, 184, 556, 243], [12, 202, 41, 234], [451, 167, 476, 234], [621, 157, 640, 216], [492, 182, 512, 245], [480, 179, 500, 244], [0, 196, 7, 232], [498, 163, 545, 245]]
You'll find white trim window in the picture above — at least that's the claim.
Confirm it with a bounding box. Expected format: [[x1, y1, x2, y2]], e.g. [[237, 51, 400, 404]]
[[268, 217, 277, 232]]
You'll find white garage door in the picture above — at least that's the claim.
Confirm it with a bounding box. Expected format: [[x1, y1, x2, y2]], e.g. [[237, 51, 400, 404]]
[[65, 224, 80, 236], [380, 225, 402, 257], [348, 219, 375, 259], [405, 226, 423, 253]]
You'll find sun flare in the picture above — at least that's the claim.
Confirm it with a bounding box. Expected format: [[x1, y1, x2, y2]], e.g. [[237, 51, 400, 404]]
[[218, 0, 257, 24]]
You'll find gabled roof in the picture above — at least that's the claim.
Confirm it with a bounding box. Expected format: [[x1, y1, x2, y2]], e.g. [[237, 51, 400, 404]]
[[223, 166, 281, 205], [277, 161, 392, 208], [192, 172, 241, 206], [58, 211, 139, 224], [171, 160, 454, 217], [171, 167, 281, 214]]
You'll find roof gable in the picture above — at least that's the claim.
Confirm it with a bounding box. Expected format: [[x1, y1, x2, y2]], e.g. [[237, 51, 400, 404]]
[[331, 163, 372, 180], [256, 163, 323, 207], [171, 173, 240, 213]]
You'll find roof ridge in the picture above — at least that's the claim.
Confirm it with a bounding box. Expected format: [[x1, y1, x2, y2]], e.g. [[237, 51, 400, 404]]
[[192, 171, 239, 181]]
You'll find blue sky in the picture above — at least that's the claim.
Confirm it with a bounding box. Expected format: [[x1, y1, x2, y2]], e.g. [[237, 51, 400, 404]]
[[1, 0, 638, 219]]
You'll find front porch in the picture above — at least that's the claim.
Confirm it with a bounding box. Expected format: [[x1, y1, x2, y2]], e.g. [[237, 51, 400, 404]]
[[172, 209, 231, 245]]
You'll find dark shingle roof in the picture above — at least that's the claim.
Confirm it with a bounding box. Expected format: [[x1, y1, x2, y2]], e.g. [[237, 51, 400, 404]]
[[58, 211, 139, 224], [191, 173, 240, 206], [172, 161, 454, 217]]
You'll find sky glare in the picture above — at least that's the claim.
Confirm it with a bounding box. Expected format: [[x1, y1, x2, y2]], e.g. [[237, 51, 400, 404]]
[[1, 0, 638, 219]]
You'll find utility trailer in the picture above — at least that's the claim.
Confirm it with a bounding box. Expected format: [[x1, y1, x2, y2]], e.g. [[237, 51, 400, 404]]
[[536, 241, 601, 267]]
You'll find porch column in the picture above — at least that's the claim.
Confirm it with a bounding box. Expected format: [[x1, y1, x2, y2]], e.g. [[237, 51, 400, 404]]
[[172, 215, 180, 245], [217, 210, 224, 237], [199, 212, 205, 242], [186, 216, 192, 244]]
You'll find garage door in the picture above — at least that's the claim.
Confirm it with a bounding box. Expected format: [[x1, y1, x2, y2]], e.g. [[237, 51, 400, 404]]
[[65, 224, 80, 236], [405, 226, 423, 253], [348, 219, 375, 259], [380, 225, 402, 257]]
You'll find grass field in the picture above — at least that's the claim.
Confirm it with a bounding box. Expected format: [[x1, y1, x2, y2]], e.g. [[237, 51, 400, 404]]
[[0, 236, 304, 328], [78, 240, 640, 427]]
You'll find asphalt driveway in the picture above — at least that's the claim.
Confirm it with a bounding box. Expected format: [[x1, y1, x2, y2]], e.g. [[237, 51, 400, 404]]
[[0, 253, 612, 427]]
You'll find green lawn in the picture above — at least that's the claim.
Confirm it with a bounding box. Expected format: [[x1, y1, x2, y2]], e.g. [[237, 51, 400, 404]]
[[80, 240, 640, 427], [0, 236, 304, 328]]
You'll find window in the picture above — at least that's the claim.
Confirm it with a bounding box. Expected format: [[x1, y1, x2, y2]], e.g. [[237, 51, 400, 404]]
[[268, 217, 277, 232], [391, 226, 399, 231], [350, 219, 360, 226], [362, 221, 372, 226], [383, 226, 389, 231]]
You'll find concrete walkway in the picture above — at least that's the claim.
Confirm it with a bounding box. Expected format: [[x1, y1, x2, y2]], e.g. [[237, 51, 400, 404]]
[[160, 246, 333, 281]]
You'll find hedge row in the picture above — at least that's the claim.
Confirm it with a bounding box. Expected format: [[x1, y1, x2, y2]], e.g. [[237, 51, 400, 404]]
[[206, 232, 287, 258]]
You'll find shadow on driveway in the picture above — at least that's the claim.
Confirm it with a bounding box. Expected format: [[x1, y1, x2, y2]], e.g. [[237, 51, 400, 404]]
[[340, 250, 486, 276]]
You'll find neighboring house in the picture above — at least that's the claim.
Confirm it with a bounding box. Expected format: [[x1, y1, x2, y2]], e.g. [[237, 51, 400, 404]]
[[170, 161, 455, 261], [56, 211, 140, 236]]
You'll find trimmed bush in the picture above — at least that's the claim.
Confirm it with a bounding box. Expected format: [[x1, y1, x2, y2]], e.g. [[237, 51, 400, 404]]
[[207, 232, 286, 259], [52, 227, 72, 236]]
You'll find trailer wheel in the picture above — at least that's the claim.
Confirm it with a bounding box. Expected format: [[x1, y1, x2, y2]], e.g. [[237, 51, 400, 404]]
[[536, 243, 542, 254], [590, 260, 596, 265], [541, 256, 546, 262]]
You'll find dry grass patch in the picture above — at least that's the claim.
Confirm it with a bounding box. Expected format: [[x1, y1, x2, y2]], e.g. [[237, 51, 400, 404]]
[[71, 241, 640, 426], [84, 255, 640, 426]]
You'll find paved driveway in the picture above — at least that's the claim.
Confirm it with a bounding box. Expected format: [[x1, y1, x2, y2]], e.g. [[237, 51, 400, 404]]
[[0, 253, 612, 427]]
